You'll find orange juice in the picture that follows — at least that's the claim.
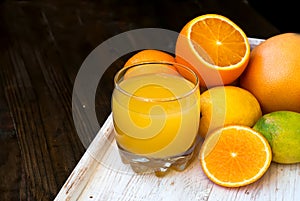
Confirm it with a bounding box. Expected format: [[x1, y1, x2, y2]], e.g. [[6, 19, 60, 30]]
[[112, 73, 200, 158]]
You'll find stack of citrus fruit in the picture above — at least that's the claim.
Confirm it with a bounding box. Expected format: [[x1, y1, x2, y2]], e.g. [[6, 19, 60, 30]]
[[119, 13, 300, 188]]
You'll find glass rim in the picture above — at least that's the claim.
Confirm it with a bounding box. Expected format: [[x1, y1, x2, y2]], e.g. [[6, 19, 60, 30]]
[[113, 61, 199, 102]]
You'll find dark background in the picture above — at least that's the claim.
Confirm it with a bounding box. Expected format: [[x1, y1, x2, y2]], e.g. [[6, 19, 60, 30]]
[[0, 0, 295, 200], [247, 0, 299, 33]]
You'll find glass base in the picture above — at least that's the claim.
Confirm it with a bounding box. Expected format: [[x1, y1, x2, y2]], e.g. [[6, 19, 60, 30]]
[[117, 135, 201, 177]]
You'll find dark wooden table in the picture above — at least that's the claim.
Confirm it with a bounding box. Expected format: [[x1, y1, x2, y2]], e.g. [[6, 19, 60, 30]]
[[0, 0, 284, 200]]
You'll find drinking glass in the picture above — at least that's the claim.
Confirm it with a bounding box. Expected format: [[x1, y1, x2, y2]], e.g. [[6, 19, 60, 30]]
[[111, 61, 200, 175]]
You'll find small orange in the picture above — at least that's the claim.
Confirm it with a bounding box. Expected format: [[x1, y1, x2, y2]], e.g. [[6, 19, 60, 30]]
[[124, 49, 176, 67], [175, 14, 250, 88], [123, 49, 179, 79], [199, 125, 272, 187], [240, 33, 300, 114]]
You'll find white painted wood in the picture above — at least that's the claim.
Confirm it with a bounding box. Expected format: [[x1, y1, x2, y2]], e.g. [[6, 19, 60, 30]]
[[55, 38, 300, 201], [248, 37, 265, 49], [55, 113, 300, 201]]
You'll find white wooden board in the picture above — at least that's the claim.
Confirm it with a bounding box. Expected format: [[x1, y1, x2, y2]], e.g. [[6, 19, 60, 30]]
[[55, 38, 300, 201], [55, 114, 300, 201]]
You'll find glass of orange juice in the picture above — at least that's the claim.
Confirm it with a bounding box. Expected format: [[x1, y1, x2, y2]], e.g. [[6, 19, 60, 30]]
[[112, 61, 200, 175]]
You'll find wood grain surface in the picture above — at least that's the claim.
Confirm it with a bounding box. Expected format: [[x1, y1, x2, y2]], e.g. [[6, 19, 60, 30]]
[[0, 0, 281, 200], [54, 114, 300, 201]]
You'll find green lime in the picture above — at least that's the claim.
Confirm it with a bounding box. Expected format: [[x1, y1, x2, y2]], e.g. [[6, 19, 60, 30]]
[[253, 111, 300, 164]]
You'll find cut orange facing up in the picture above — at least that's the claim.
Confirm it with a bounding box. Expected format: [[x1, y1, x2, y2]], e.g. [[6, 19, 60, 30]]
[[199, 125, 272, 187], [175, 14, 250, 87], [123, 49, 179, 79]]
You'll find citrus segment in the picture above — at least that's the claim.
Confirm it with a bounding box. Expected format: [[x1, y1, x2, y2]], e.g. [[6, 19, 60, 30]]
[[175, 14, 250, 87], [200, 125, 272, 187], [189, 16, 247, 66]]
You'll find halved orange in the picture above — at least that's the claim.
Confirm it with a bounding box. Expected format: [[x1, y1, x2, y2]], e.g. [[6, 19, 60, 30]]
[[175, 14, 250, 87], [123, 49, 179, 79], [199, 125, 272, 187]]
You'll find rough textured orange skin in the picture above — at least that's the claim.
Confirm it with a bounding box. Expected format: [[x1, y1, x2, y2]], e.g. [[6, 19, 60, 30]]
[[124, 49, 175, 67], [122, 49, 179, 79], [175, 15, 250, 88], [240, 33, 300, 114]]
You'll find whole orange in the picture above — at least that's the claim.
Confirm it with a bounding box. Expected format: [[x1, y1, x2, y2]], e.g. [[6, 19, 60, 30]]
[[124, 49, 176, 67], [123, 49, 179, 79], [240, 33, 300, 114]]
